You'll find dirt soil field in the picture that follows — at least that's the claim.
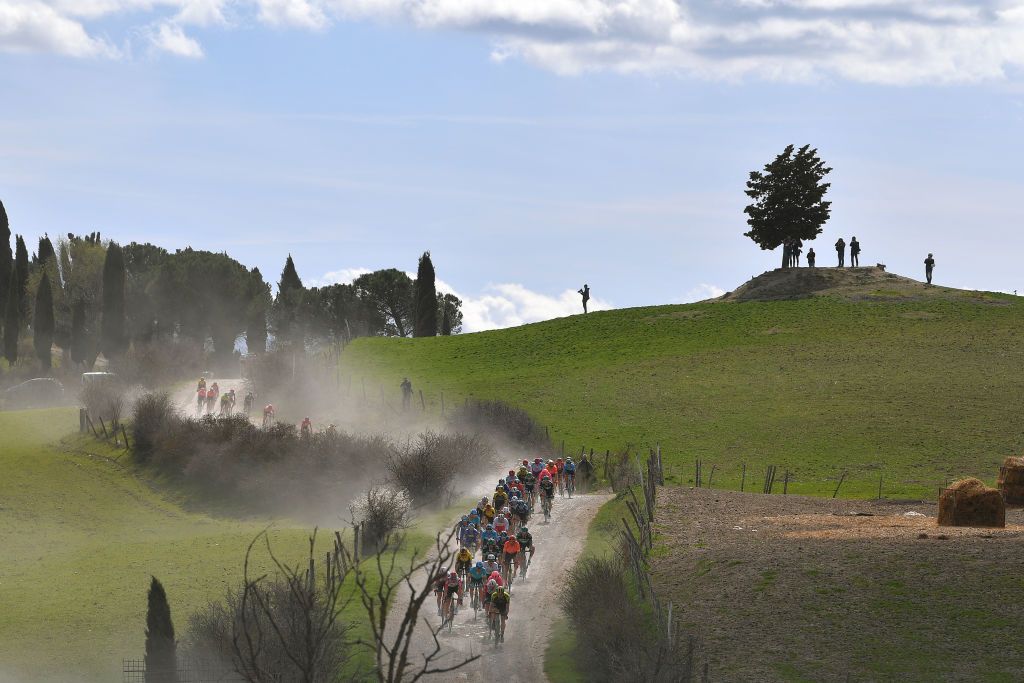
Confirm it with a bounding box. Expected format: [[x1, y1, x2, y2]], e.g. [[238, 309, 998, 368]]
[[653, 487, 1024, 682]]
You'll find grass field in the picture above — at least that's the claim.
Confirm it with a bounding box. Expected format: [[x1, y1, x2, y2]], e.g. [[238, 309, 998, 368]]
[[342, 271, 1024, 500], [0, 409, 315, 682]]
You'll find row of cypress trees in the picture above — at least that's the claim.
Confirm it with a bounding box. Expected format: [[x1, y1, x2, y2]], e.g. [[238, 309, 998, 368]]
[[0, 199, 127, 370]]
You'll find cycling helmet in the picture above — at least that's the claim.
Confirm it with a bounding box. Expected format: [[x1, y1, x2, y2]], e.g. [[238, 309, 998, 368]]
[[488, 579, 497, 590], [522, 459, 529, 465], [520, 526, 528, 534], [487, 554, 496, 561], [461, 515, 468, 522], [508, 469, 515, 476], [486, 524, 493, 530], [476, 561, 484, 568], [498, 479, 505, 486], [534, 458, 542, 463], [566, 457, 574, 463], [547, 460, 554, 466]]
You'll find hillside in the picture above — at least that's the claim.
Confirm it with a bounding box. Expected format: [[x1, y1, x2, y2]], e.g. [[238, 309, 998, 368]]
[[342, 267, 1024, 499], [0, 410, 312, 682]]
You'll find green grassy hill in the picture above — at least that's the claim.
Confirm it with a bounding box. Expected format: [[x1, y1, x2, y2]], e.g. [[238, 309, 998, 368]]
[[342, 267, 1024, 499], [0, 409, 312, 682]]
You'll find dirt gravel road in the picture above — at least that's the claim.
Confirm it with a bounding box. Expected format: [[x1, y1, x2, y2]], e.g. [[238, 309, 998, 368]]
[[397, 490, 610, 683]]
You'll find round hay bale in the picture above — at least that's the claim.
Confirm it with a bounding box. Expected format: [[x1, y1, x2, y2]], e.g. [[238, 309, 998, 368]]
[[938, 478, 1005, 528], [998, 457, 1024, 505]]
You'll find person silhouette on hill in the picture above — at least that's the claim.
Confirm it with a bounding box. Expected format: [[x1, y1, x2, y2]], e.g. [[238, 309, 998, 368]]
[[850, 237, 861, 267], [578, 284, 591, 314], [807, 248, 816, 268], [400, 377, 413, 410], [835, 237, 846, 267], [924, 253, 935, 284]]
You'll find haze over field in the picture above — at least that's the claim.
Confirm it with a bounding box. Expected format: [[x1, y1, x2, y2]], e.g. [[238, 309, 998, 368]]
[[2, 1, 1024, 331]]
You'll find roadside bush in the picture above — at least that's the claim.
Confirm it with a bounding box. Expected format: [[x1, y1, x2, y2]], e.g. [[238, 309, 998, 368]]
[[607, 450, 641, 493], [447, 399, 551, 453], [349, 485, 411, 553], [80, 377, 127, 427], [131, 392, 175, 462], [560, 555, 700, 682], [185, 576, 351, 683], [386, 431, 493, 506]]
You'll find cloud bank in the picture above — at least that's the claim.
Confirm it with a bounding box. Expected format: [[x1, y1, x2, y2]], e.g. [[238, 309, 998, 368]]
[[315, 268, 609, 332], [4, 0, 1024, 83]]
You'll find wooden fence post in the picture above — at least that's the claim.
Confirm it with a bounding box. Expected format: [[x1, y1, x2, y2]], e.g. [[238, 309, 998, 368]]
[[441, 391, 445, 414], [419, 389, 426, 411], [741, 463, 746, 492]]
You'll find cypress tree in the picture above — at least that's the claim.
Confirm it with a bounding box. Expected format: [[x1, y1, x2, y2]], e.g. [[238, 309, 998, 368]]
[[33, 275, 54, 370], [3, 271, 18, 365], [14, 235, 28, 319], [413, 251, 438, 337], [37, 234, 56, 269], [274, 255, 305, 344], [101, 241, 127, 359], [144, 576, 176, 683], [71, 298, 89, 367], [0, 200, 11, 335]]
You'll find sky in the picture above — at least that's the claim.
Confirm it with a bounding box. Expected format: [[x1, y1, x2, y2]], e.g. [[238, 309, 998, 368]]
[[2, 1, 1024, 332]]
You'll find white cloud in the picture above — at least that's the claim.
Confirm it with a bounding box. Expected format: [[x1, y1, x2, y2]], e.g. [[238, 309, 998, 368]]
[[312, 266, 372, 286], [680, 283, 726, 303], [9, 0, 1024, 84], [148, 21, 203, 57], [316, 269, 611, 332], [0, 0, 117, 57], [256, 0, 328, 28]]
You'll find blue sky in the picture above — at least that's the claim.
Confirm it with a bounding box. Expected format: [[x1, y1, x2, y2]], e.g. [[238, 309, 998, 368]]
[[2, 1, 1024, 330]]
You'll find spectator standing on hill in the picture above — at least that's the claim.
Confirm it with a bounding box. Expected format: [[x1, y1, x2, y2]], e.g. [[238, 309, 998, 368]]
[[400, 377, 413, 410], [807, 248, 816, 268], [850, 237, 861, 267], [835, 237, 846, 267], [794, 240, 803, 267], [925, 253, 935, 284], [578, 284, 590, 314]]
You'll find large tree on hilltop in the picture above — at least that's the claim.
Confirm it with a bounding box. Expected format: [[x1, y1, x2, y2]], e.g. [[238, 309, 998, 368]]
[[101, 241, 128, 359], [144, 576, 176, 683], [246, 266, 270, 354], [33, 275, 54, 371], [353, 269, 414, 337], [744, 144, 832, 268], [413, 251, 438, 337]]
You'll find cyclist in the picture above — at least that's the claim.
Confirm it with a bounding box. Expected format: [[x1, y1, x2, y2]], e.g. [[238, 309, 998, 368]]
[[441, 570, 462, 621], [220, 392, 233, 415], [539, 472, 555, 515], [467, 507, 482, 529], [197, 377, 206, 392], [243, 391, 254, 416], [502, 534, 521, 578], [493, 484, 509, 512], [482, 554, 501, 578], [555, 457, 565, 494], [509, 476, 525, 498], [482, 502, 496, 525], [196, 386, 207, 414], [455, 546, 473, 582], [515, 525, 534, 578], [530, 457, 545, 478], [262, 404, 275, 427], [455, 515, 470, 538], [505, 469, 517, 487], [476, 496, 489, 517], [493, 509, 509, 536], [481, 524, 500, 557], [563, 456, 577, 495], [300, 417, 312, 437], [488, 584, 511, 642], [432, 566, 450, 615], [511, 493, 530, 528], [521, 469, 537, 509], [461, 521, 480, 552], [517, 462, 529, 481], [468, 560, 487, 605], [206, 388, 217, 414]]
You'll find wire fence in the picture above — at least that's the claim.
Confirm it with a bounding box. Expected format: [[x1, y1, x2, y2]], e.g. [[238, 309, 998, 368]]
[[122, 658, 244, 683]]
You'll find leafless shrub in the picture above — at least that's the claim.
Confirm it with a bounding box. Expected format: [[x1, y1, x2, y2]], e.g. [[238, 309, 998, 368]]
[[131, 392, 176, 462], [386, 431, 493, 506], [350, 485, 411, 553], [607, 450, 642, 493], [559, 555, 700, 682], [80, 377, 126, 425], [447, 399, 552, 452]]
